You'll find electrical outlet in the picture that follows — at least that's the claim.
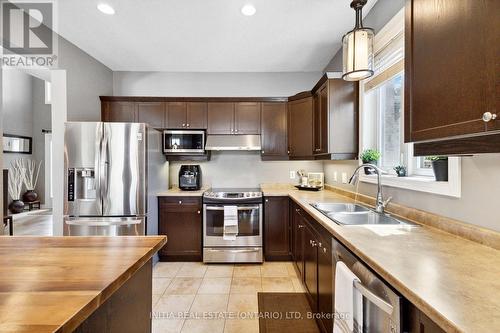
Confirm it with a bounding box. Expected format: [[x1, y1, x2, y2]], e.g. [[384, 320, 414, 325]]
[[290, 171, 296, 179], [333, 171, 338, 182], [341, 172, 348, 184]]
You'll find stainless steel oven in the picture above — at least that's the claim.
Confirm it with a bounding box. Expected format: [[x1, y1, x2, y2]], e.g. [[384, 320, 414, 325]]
[[203, 188, 263, 263], [163, 130, 205, 154]]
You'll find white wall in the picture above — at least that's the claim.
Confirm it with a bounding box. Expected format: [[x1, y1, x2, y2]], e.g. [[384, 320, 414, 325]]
[[113, 72, 322, 97], [170, 151, 323, 188]]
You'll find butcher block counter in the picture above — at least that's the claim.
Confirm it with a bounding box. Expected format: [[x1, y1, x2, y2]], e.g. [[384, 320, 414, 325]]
[[0, 236, 166, 333]]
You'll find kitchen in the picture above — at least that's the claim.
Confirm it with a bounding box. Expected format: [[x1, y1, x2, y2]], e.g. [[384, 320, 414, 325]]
[[1, 0, 499, 332]]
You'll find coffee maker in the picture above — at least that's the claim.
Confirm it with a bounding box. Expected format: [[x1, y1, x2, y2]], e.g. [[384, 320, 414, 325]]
[[178, 165, 202, 191]]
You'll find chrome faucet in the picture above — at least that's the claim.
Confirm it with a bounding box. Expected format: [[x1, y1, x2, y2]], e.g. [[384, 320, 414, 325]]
[[349, 163, 392, 214]]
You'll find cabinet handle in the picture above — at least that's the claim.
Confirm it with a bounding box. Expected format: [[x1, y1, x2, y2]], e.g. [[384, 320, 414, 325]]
[[182, 123, 186, 127], [311, 240, 317, 247], [178, 200, 182, 204], [186, 123, 190, 127], [235, 129, 238, 133], [262, 150, 265, 154], [318, 242, 322, 248], [483, 112, 497, 122], [265, 199, 269, 202], [298, 225, 304, 229], [295, 208, 300, 212], [315, 148, 321, 152], [197, 210, 200, 214], [323, 247, 327, 253]]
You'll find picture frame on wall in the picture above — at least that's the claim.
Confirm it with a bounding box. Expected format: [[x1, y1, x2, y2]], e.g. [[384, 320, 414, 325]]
[[2, 134, 33, 154]]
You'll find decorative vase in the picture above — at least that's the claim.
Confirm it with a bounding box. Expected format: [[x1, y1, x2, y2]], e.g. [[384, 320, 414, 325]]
[[23, 190, 38, 203], [432, 159, 448, 181], [363, 161, 378, 175], [9, 200, 24, 214]]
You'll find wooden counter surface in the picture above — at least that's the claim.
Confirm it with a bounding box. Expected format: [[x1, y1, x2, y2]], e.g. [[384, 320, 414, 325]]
[[0, 236, 166, 333]]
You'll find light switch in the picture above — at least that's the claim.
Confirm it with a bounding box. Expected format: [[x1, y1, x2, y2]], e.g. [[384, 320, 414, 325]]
[[333, 171, 338, 182], [341, 172, 348, 184], [290, 171, 296, 179]]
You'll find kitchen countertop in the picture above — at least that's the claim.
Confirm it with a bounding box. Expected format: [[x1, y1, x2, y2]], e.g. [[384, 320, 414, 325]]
[[262, 186, 500, 333], [0, 236, 166, 333], [157, 186, 209, 197]]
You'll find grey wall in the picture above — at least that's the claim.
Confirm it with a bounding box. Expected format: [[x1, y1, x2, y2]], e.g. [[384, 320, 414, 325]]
[[323, 0, 405, 72], [2, 69, 34, 168], [113, 72, 323, 97], [58, 37, 114, 121], [170, 151, 323, 188]]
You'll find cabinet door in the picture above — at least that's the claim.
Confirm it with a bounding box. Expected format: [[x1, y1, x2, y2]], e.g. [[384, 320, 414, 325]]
[[167, 102, 187, 129], [207, 103, 234, 134], [264, 197, 290, 261], [303, 221, 318, 311], [234, 102, 261, 134], [406, 303, 446, 333], [261, 102, 288, 159], [317, 235, 333, 333], [405, 0, 499, 142], [187, 102, 208, 129], [288, 97, 313, 158], [158, 197, 202, 261], [313, 85, 329, 155], [292, 206, 305, 279], [102, 101, 137, 122], [137, 102, 166, 128]]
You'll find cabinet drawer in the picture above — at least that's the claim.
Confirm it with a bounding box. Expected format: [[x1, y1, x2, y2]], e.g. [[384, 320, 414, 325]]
[[159, 197, 201, 210]]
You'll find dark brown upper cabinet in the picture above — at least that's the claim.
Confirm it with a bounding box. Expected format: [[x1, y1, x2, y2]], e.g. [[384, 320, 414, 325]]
[[137, 102, 165, 129], [207, 102, 234, 134], [235, 102, 261, 134], [167, 102, 187, 129], [288, 95, 314, 159], [167, 102, 208, 129], [207, 102, 261, 135], [102, 101, 137, 123], [313, 83, 329, 155], [261, 102, 288, 160], [405, 0, 500, 155]]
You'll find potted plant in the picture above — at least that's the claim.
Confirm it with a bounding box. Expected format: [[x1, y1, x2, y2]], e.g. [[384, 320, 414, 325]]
[[20, 159, 42, 203], [394, 165, 407, 177], [427, 156, 448, 181], [360, 149, 381, 175], [8, 161, 25, 214]]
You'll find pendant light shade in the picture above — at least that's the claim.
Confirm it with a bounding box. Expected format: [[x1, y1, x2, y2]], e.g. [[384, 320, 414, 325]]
[[342, 0, 374, 81]]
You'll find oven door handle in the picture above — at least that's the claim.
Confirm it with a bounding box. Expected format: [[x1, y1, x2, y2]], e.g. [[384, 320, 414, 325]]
[[205, 248, 261, 254], [205, 206, 260, 211]]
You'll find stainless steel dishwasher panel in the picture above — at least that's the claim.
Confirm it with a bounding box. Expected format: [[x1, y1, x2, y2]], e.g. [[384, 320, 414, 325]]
[[332, 238, 401, 333]]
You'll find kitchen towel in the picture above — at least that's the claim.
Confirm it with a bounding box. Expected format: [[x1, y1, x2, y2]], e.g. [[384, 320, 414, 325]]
[[334, 261, 363, 333], [223, 206, 238, 241]]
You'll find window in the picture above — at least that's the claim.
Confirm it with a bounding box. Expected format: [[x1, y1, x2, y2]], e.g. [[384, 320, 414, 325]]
[[358, 8, 461, 197]]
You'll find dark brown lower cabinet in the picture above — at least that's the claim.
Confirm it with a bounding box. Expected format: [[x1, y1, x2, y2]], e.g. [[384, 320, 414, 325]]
[[406, 302, 446, 333], [303, 221, 318, 312], [158, 197, 202, 261], [264, 197, 291, 261], [292, 204, 305, 278]]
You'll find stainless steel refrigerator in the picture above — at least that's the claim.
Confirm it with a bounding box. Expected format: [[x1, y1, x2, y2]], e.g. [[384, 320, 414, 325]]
[[64, 122, 166, 236]]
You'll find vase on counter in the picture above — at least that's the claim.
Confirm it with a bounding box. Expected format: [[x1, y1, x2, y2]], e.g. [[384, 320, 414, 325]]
[[9, 200, 24, 214], [23, 190, 38, 203]]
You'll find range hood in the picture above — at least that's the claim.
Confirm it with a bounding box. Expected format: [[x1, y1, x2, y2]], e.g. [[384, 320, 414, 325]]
[[205, 135, 261, 151]]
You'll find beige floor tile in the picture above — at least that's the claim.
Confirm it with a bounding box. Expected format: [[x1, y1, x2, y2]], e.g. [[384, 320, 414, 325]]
[[230, 278, 262, 294], [261, 277, 295, 292], [152, 318, 185, 333], [153, 278, 173, 295], [261, 262, 289, 277], [176, 263, 208, 278], [154, 262, 184, 278], [291, 277, 306, 292], [190, 294, 229, 314], [286, 262, 299, 277], [233, 265, 261, 278], [227, 294, 259, 313], [224, 319, 259, 333], [181, 319, 225, 333], [155, 294, 196, 313], [165, 278, 202, 295], [198, 277, 232, 294], [205, 265, 234, 278]]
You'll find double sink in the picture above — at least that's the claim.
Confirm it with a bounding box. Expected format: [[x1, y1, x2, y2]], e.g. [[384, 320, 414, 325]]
[[311, 203, 416, 226]]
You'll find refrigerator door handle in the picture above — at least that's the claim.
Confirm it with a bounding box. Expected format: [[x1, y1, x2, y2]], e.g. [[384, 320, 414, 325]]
[[100, 125, 109, 208], [95, 123, 103, 214]]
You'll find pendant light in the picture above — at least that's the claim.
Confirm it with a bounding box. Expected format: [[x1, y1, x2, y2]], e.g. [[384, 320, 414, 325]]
[[342, 0, 374, 81]]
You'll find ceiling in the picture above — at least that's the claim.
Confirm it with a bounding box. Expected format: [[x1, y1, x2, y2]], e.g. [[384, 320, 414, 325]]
[[55, 0, 377, 72]]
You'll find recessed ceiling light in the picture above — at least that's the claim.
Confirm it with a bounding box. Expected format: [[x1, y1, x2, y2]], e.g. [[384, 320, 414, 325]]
[[241, 4, 256, 16], [97, 3, 115, 15]]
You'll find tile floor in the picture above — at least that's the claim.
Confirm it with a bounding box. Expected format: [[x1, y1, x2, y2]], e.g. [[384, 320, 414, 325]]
[[152, 261, 305, 333]]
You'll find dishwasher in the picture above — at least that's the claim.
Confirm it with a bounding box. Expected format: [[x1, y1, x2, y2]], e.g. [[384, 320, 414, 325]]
[[332, 238, 402, 333]]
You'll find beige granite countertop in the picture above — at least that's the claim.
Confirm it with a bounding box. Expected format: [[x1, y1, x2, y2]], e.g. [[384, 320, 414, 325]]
[[157, 186, 209, 197], [262, 186, 500, 333]]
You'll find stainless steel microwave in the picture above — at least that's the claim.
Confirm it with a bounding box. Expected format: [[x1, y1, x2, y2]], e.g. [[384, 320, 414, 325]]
[[163, 130, 205, 154]]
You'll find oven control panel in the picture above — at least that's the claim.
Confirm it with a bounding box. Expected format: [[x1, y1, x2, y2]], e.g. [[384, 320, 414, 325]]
[[204, 191, 262, 199]]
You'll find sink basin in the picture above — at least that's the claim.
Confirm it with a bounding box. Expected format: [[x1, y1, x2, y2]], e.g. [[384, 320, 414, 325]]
[[311, 202, 416, 226], [310, 203, 370, 214]]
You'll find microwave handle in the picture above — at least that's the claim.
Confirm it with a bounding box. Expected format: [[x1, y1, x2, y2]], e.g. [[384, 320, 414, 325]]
[[205, 206, 260, 211]]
